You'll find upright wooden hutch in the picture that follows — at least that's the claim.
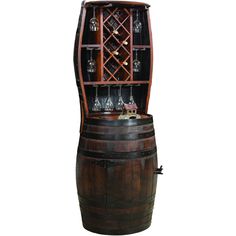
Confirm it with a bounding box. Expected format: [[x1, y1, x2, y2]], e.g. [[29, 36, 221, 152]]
[[74, 0, 162, 234]]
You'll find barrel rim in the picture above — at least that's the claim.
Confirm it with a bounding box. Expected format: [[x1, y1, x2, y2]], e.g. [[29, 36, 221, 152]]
[[85, 114, 153, 126]]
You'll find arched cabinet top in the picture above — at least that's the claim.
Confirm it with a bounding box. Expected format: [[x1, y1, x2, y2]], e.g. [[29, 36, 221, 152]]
[[83, 0, 150, 8]]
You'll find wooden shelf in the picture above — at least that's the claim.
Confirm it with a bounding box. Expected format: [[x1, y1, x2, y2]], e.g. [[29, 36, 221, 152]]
[[81, 44, 101, 48], [133, 45, 151, 48], [84, 81, 149, 85]]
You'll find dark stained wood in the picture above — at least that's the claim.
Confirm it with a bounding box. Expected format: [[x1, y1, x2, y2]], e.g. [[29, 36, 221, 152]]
[[83, 80, 149, 85], [83, 122, 154, 133], [145, 10, 153, 113], [99, 8, 104, 82], [79, 101, 85, 133], [81, 44, 101, 48], [84, 0, 151, 8], [76, 116, 159, 234], [75, 7, 89, 116], [133, 44, 151, 48], [130, 8, 134, 81]]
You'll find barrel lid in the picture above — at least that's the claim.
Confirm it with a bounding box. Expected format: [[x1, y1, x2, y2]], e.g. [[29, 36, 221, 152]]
[[85, 114, 153, 126], [83, 0, 150, 8]]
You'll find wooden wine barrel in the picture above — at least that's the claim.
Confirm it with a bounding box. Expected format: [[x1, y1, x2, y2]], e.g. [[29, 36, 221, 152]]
[[76, 114, 162, 235]]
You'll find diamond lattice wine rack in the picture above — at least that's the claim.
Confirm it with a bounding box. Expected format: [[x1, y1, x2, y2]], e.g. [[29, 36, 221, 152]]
[[74, 1, 162, 235]]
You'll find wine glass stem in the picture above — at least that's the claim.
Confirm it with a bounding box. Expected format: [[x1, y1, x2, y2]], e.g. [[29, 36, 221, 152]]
[[119, 85, 122, 96], [108, 86, 110, 98], [95, 86, 98, 98], [90, 50, 93, 60], [93, 7, 96, 18], [130, 86, 133, 97]]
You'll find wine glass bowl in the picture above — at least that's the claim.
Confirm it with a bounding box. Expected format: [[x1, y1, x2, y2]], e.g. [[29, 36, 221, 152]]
[[89, 18, 99, 32], [104, 86, 114, 111], [129, 86, 135, 104], [89, 7, 99, 32], [87, 49, 96, 73], [133, 50, 141, 72], [133, 59, 141, 72], [92, 86, 102, 112], [116, 85, 124, 111], [133, 11, 142, 33]]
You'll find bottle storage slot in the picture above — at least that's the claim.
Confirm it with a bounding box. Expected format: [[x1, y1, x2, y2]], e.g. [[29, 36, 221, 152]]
[[133, 9, 150, 45], [133, 48, 150, 81], [85, 85, 148, 113], [82, 7, 101, 44]]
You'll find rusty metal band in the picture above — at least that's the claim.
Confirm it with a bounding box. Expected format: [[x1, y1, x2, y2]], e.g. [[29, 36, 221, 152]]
[[78, 147, 157, 160], [81, 130, 154, 140]]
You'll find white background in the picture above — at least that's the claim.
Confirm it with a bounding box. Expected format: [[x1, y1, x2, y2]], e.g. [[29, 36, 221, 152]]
[[0, 0, 236, 235]]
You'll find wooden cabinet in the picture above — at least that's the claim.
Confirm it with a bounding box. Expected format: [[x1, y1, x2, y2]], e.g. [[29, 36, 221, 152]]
[[74, 1, 153, 117], [74, 2, 162, 234]]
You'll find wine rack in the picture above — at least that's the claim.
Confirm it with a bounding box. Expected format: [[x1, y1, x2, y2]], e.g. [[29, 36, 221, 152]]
[[74, 1, 153, 116], [103, 8, 131, 82]]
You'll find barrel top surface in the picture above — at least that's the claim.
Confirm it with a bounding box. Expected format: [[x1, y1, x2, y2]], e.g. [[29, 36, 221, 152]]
[[83, 0, 150, 8], [85, 114, 153, 126]]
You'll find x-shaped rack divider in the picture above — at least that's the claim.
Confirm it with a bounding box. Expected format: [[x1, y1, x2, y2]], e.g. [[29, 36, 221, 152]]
[[102, 8, 132, 82]]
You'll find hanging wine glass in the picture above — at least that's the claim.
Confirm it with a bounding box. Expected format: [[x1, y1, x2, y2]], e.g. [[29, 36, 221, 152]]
[[87, 49, 96, 73], [116, 85, 124, 111], [104, 85, 114, 111], [133, 50, 141, 72], [89, 7, 99, 32], [133, 10, 142, 33], [129, 86, 135, 104], [92, 86, 102, 112]]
